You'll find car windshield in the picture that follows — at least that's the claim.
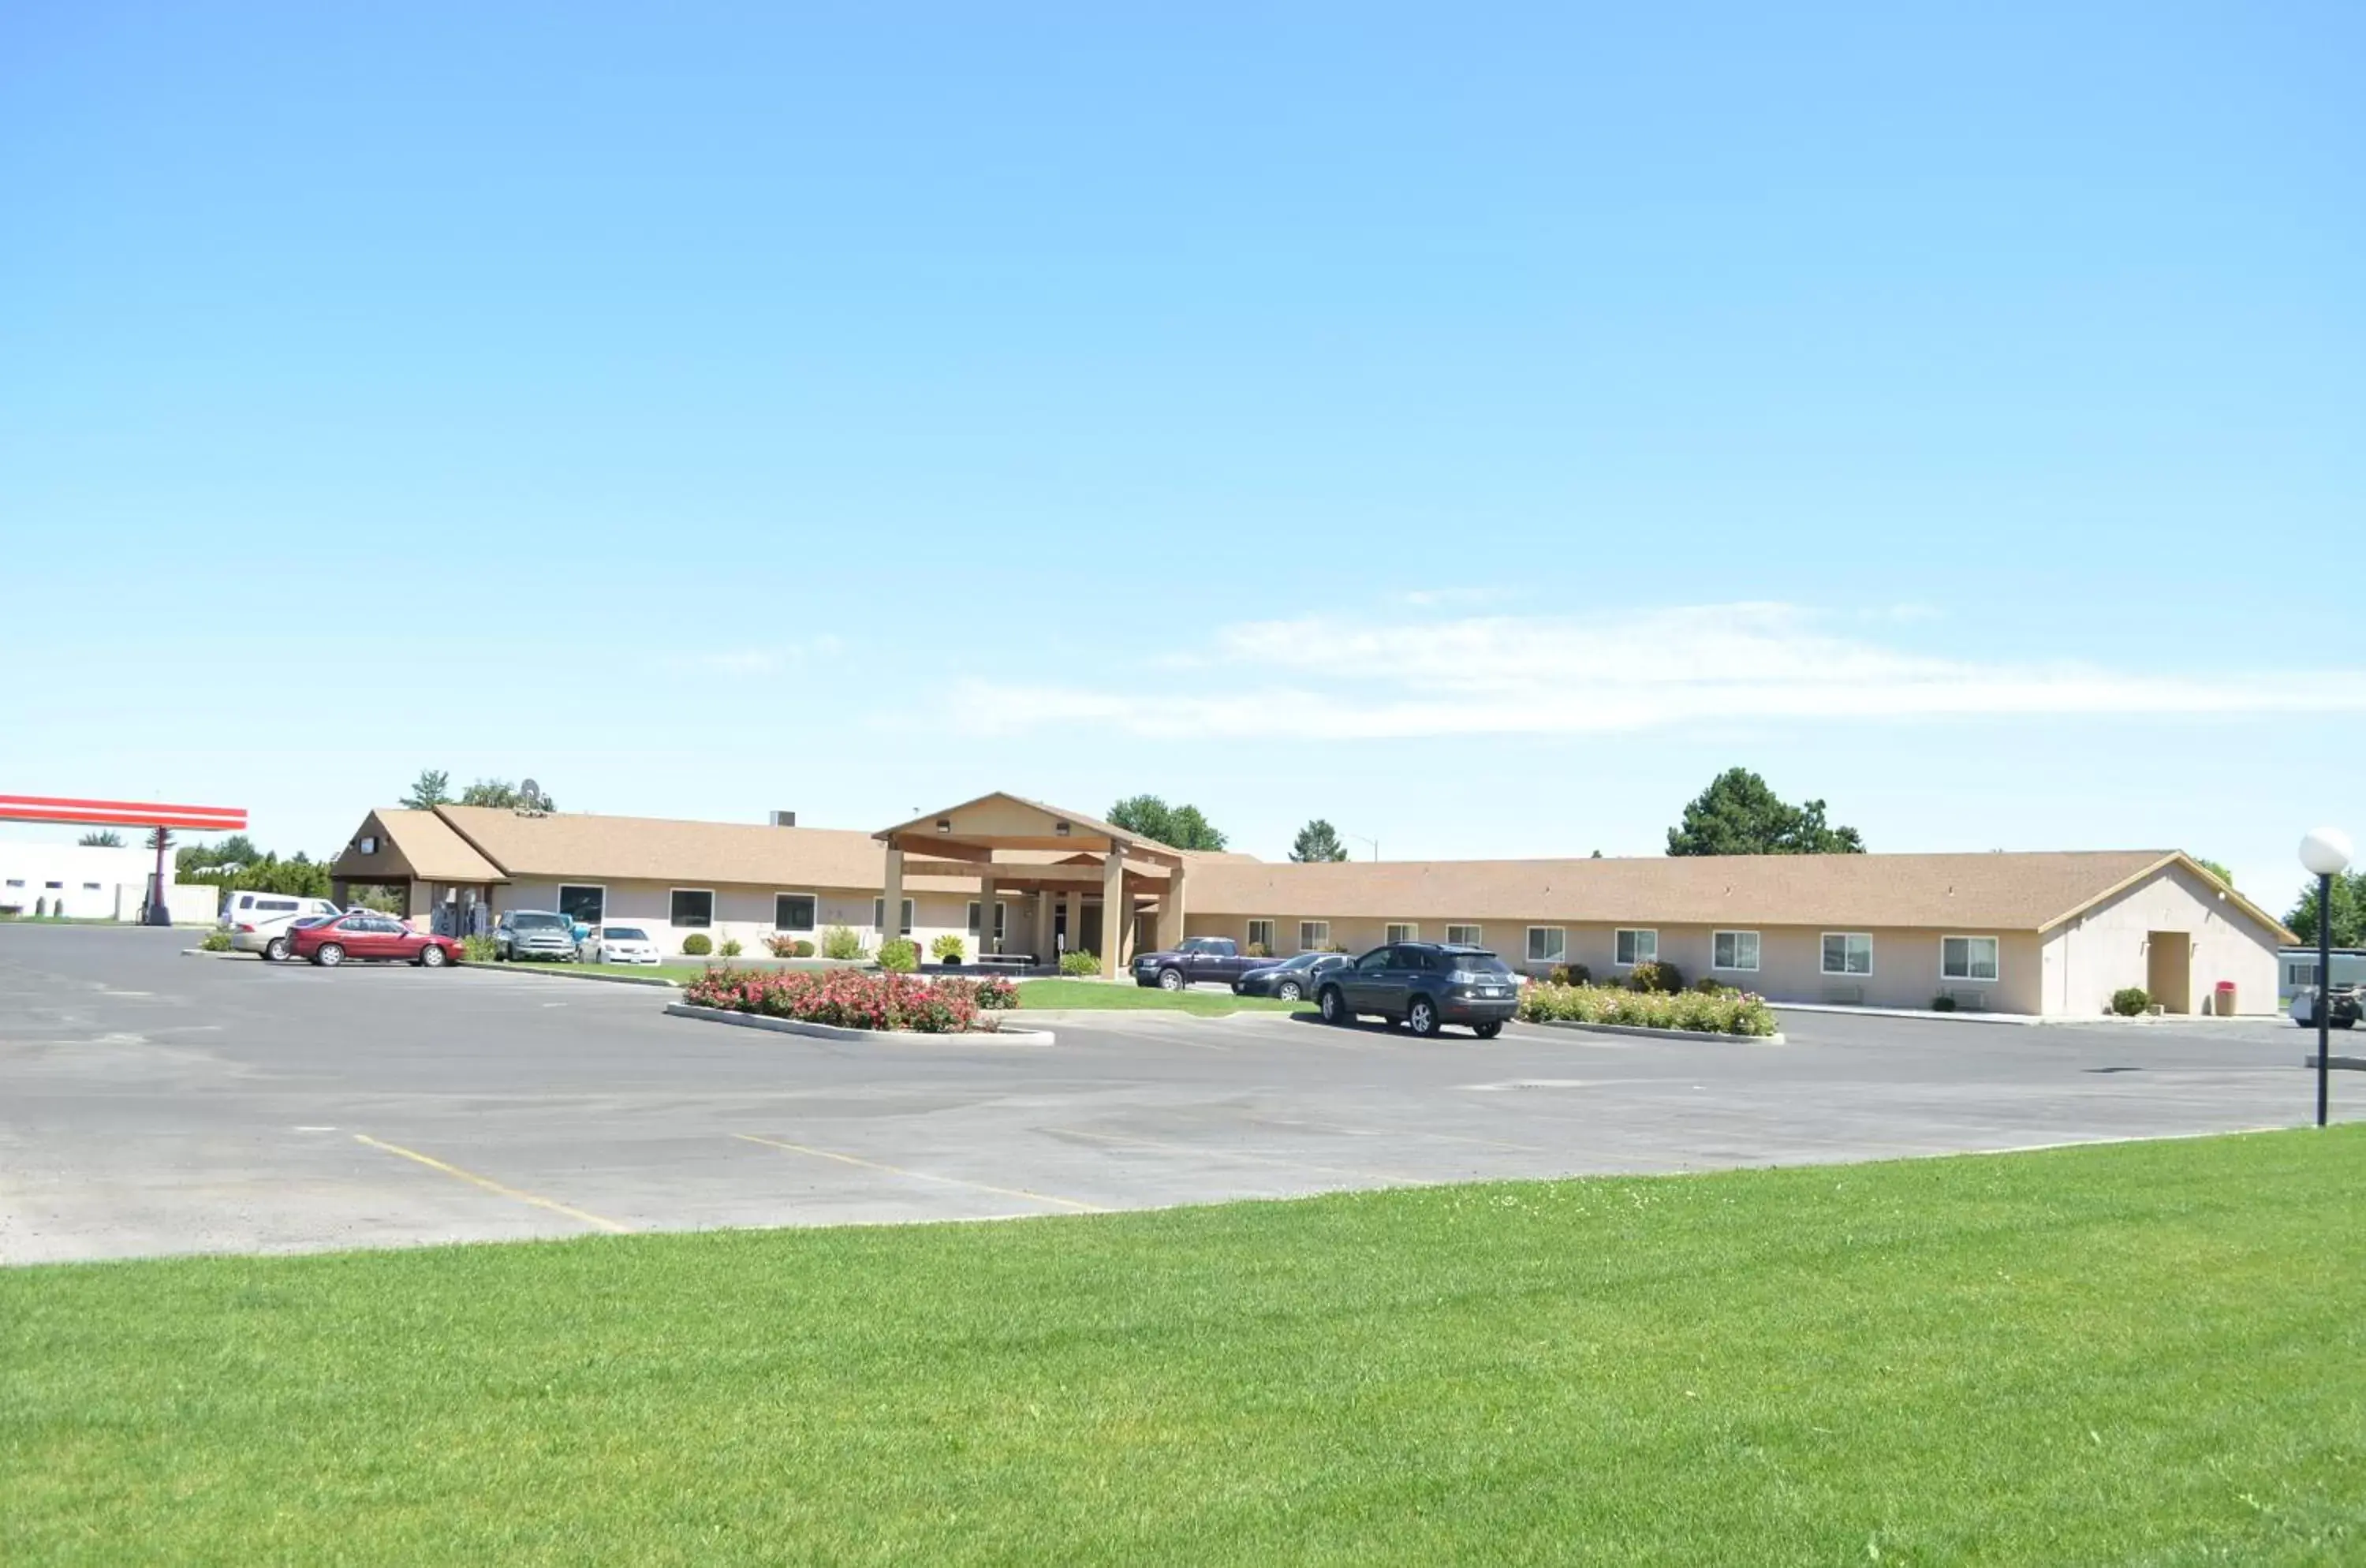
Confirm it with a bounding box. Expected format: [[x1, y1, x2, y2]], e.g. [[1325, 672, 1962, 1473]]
[[509, 913, 569, 929], [603, 928, 649, 942], [1282, 953, 1324, 969]]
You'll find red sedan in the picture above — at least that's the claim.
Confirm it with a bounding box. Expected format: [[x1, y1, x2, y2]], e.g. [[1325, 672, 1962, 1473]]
[[289, 912, 465, 969]]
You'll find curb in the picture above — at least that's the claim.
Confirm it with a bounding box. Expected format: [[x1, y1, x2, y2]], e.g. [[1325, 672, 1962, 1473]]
[[470, 964, 681, 989], [1534, 1019, 1786, 1045], [2304, 1054, 2366, 1071], [998, 1007, 1308, 1025], [664, 1002, 1054, 1046]]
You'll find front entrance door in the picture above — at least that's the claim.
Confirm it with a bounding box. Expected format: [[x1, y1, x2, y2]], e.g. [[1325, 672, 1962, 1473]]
[[2147, 931, 2191, 1014], [1079, 902, 1103, 958]]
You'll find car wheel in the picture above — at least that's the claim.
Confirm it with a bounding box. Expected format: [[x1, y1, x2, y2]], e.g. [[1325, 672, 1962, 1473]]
[[1473, 1020, 1504, 1040], [315, 943, 345, 968], [1277, 980, 1302, 1002], [2337, 1017, 2357, 1032], [263, 935, 290, 962], [1159, 968, 1185, 991], [419, 944, 448, 969], [1407, 997, 1439, 1038], [1319, 985, 1349, 1025]]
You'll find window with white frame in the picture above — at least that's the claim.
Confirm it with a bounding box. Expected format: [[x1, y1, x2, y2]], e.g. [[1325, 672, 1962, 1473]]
[[2289, 961, 2319, 987], [1822, 932, 1873, 975], [1941, 935, 1999, 982], [669, 889, 714, 928], [872, 897, 914, 935], [1246, 919, 1275, 951], [774, 894, 816, 931], [1386, 922, 1416, 944], [558, 884, 606, 924], [1445, 924, 1480, 946], [1614, 928, 1657, 966], [1712, 930, 1760, 972], [966, 901, 1009, 940], [1298, 920, 1330, 951], [1527, 927, 1566, 963]]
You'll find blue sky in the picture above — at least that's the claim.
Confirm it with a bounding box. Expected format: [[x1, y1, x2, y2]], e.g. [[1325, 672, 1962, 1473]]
[[3, 2, 2360, 910]]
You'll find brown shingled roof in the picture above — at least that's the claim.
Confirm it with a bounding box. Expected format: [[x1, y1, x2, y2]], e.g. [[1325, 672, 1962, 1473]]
[[330, 809, 506, 884], [433, 805, 903, 890], [1181, 849, 2241, 932]]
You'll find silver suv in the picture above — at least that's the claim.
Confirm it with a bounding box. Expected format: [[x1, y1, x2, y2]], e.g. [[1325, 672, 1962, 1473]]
[[494, 909, 577, 962]]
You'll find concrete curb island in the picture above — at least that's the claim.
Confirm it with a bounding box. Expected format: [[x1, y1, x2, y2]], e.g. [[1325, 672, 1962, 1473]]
[[664, 1001, 1056, 1046], [1536, 1019, 1787, 1045]]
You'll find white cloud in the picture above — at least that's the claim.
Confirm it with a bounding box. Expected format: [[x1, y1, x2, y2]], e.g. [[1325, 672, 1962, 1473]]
[[666, 637, 845, 678], [950, 603, 2366, 740]]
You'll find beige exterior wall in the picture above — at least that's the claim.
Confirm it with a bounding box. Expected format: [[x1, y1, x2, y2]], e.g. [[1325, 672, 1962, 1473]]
[[2038, 861, 2282, 1017], [491, 879, 1048, 961], [1184, 913, 2047, 1013]]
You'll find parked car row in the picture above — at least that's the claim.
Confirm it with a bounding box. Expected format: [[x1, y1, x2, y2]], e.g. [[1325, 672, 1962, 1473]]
[[2292, 984, 2360, 1030], [1132, 935, 1520, 1038]]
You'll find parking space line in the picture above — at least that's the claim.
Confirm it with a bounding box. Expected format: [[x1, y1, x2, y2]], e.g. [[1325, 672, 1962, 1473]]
[[1243, 1112, 1543, 1153], [1047, 1126, 1424, 1182], [353, 1133, 633, 1234], [733, 1133, 1104, 1213]]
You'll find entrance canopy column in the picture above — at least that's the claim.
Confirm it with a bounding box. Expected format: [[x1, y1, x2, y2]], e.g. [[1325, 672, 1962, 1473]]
[[882, 847, 905, 946], [977, 874, 998, 957], [1101, 842, 1126, 980]]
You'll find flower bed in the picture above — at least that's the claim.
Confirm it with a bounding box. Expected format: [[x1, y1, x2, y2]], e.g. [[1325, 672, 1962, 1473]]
[[1517, 982, 1778, 1037], [681, 968, 1016, 1034]]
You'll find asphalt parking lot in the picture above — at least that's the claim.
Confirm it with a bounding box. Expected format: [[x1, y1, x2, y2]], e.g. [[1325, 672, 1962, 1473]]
[[1, 924, 2344, 1264]]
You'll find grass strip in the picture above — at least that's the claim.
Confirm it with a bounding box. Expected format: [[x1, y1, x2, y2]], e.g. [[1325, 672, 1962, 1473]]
[[4, 1129, 2362, 1563]]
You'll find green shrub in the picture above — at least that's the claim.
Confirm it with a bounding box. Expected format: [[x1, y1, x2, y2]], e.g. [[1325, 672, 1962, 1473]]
[[2110, 987, 2152, 1017], [1627, 959, 1683, 994], [761, 933, 800, 958], [1245, 942, 1272, 958], [876, 937, 919, 973], [199, 929, 233, 952], [1693, 976, 1729, 995], [462, 933, 499, 964], [1059, 949, 1101, 976], [931, 933, 966, 963], [793, 939, 815, 958], [680, 932, 713, 957], [717, 938, 742, 958], [1931, 993, 1958, 1013], [820, 924, 864, 961], [1549, 962, 1591, 987], [1517, 981, 1778, 1036]]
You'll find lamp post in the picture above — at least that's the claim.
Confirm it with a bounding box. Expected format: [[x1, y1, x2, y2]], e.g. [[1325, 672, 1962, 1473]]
[[2299, 827, 2354, 1128]]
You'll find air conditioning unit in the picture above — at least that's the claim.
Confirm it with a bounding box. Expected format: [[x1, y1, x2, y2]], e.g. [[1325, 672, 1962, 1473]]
[[771, 810, 797, 827], [1943, 987, 1988, 1012], [1822, 984, 1866, 1006]]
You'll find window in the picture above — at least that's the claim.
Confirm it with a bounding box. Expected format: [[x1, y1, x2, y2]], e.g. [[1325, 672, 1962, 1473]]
[[1822, 932, 1873, 976], [1941, 935, 1999, 982], [558, 885, 606, 924], [1527, 927, 1566, 963], [1712, 931, 1760, 972], [1354, 948, 1392, 973], [1445, 924, 1480, 946], [3, 879, 20, 888], [670, 889, 715, 928], [1298, 920, 1330, 951], [1246, 919, 1275, 951], [774, 894, 816, 931], [256, 898, 299, 913], [1386, 923, 1416, 944], [1615, 928, 1657, 966], [82, 882, 101, 891], [873, 897, 914, 935], [43, 881, 63, 890], [2289, 961, 2320, 987], [966, 901, 1009, 940]]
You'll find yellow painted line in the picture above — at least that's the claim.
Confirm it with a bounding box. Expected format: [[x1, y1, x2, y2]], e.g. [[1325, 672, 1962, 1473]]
[[733, 1133, 1103, 1213], [1049, 1126, 1420, 1183], [353, 1133, 632, 1234]]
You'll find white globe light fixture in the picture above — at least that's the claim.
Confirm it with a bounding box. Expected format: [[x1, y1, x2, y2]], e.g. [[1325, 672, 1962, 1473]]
[[2299, 827, 2354, 879], [2298, 825, 2353, 1128]]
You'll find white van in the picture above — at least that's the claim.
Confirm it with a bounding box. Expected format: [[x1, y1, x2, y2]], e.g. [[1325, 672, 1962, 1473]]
[[220, 891, 345, 961]]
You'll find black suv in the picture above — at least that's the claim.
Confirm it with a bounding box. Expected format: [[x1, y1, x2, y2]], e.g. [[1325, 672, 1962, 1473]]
[[1315, 943, 1519, 1038]]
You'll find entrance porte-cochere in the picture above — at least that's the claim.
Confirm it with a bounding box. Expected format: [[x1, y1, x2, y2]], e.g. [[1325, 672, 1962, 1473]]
[[875, 793, 1189, 980]]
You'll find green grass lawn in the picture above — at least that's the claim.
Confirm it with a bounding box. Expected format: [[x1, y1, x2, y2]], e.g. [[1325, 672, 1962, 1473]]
[[1014, 976, 1304, 1014], [6, 1131, 2363, 1564], [478, 958, 697, 984]]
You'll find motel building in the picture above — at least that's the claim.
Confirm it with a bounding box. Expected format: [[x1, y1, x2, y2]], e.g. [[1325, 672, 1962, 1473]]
[[327, 791, 2295, 1018]]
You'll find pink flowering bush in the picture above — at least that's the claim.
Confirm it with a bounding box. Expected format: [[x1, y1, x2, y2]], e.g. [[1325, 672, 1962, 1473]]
[[1517, 981, 1777, 1036], [682, 967, 1009, 1033]]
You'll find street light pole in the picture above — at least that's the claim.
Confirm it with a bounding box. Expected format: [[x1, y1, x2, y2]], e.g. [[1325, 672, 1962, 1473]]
[[2298, 827, 2354, 1129], [2317, 871, 2333, 1128]]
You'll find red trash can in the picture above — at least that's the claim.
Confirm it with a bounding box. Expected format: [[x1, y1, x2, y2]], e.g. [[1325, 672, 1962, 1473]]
[[2214, 980, 2237, 1017]]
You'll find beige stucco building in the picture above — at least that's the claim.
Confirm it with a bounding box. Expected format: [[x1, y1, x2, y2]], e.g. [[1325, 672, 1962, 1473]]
[[330, 792, 2293, 1017]]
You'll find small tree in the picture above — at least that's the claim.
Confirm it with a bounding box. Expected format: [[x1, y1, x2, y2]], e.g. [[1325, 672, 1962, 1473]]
[[1106, 795, 1228, 851], [1289, 819, 1350, 863], [2286, 872, 2366, 948], [1667, 768, 1864, 857], [820, 924, 864, 961], [932, 933, 967, 964], [876, 937, 920, 973], [400, 769, 452, 809], [77, 830, 123, 847]]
